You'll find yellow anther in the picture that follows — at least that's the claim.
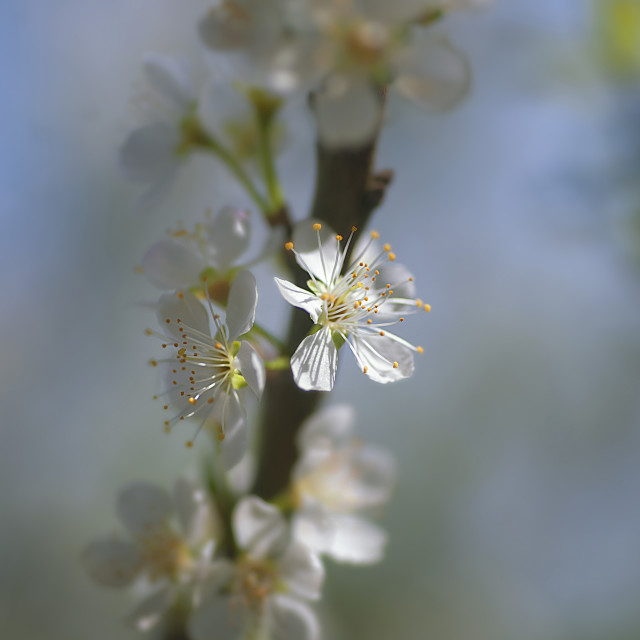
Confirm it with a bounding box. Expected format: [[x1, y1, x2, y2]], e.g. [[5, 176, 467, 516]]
[[215, 342, 223, 349], [367, 319, 372, 324], [386, 284, 391, 288], [389, 290, 393, 295], [218, 431, 225, 441], [134, 265, 144, 274], [393, 361, 399, 369], [363, 366, 368, 374], [164, 426, 170, 433], [424, 304, 431, 312], [370, 230, 380, 239], [351, 225, 358, 232], [185, 441, 193, 448], [173, 230, 188, 238], [313, 223, 322, 231], [409, 277, 414, 282], [352, 273, 357, 278], [417, 346, 424, 354], [379, 331, 385, 336], [399, 317, 404, 322], [178, 348, 186, 356], [207, 397, 215, 404], [320, 293, 329, 300], [177, 291, 184, 299], [388, 252, 396, 261], [145, 329, 153, 336], [336, 234, 343, 241], [383, 243, 391, 251], [285, 241, 294, 251], [374, 270, 380, 275], [188, 397, 197, 405], [416, 298, 424, 307], [149, 359, 157, 367]]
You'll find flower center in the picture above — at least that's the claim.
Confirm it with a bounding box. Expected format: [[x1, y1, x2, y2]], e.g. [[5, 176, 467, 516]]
[[139, 527, 192, 582], [234, 557, 278, 610]]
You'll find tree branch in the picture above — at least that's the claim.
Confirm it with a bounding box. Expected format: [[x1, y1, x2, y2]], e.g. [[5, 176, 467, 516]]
[[252, 90, 393, 500]]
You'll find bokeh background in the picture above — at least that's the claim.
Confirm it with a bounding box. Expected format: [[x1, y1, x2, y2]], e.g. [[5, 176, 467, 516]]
[[2, 0, 640, 638]]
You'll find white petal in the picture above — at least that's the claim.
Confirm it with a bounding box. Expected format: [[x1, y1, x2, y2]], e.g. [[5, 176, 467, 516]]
[[291, 219, 341, 284], [235, 341, 265, 398], [351, 334, 414, 384], [124, 586, 174, 632], [290, 327, 337, 392], [226, 270, 257, 340], [189, 593, 244, 640], [296, 404, 355, 451], [173, 478, 213, 545], [323, 515, 388, 565], [208, 207, 251, 272], [292, 506, 333, 556], [142, 53, 194, 112], [82, 538, 143, 587], [269, 595, 320, 640], [314, 76, 381, 149], [274, 278, 323, 324], [116, 482, 173, 537], [278, 543, 325, 601], [232, 496, 288, 558], [156, 290, 211, 342], [372, 263, 417, 300], [120, 123, 180, 184], [142, 239, 206, 290], [219, 396, 249, 470], [348, 446, 397, 508], [394, 34, 471, 112]]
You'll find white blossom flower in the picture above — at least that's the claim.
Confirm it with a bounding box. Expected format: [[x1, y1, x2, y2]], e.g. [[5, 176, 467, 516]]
[[291, 404, 396, 565], [148, 271, 265, 467], [310, 0, 471, 147], [275, 220, 429, 391], [83, 479, 218, 632], [143, 207, 261, 303], [189, 496, 324, 640], [121, 53, 214, 205]]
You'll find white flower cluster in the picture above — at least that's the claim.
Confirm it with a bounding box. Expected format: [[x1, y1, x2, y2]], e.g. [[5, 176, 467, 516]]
[[86, 0, 493, 636], [84, 406, 395, 637]]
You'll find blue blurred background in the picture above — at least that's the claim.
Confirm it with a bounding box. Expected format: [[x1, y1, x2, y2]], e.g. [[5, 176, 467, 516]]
[[2, 0, 640, 638]]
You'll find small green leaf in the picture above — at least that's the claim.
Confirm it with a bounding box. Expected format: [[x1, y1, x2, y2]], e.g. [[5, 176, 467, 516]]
[[230, 341, 242, 357], [332, 331, 346, 351], [231, 372, 248, 390]]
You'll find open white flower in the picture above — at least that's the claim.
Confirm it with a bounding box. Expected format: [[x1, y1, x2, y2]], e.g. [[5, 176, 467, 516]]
[[275, 220, 429, 391], [148, 271, 265, 467], [83, 479, 218, 632], [189, 496, 324, 640], [291, 404, 396, 565], [121, 53, 214, 205]]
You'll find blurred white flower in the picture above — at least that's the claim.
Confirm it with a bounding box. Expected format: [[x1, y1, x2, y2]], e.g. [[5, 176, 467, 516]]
[[189, 496, 324, 640], [142, 206, 281, 303], [83, 479, 218, 632], [121, 53, 215, 205], [148, 273, 265, 467], [275, 220, 428, 391], [310, 0, 471, 147], [291, 404, 396, 564]]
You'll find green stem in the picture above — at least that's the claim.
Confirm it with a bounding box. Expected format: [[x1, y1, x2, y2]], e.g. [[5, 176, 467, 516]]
[[257, 119, 285, 212], [208, 139, 272, 215]]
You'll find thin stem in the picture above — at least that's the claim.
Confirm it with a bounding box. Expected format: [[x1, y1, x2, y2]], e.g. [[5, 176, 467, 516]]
[[208, 140, 272, 215], [258, 120, 285, 212]]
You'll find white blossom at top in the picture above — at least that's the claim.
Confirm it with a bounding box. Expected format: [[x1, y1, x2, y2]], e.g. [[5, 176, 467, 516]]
[[83, 479, 219, 632], [291, 404, 396, 564], [121, 53, 214, 205], [275, 220, 429, 391], [142, 206, 280, 302], [189, 496, 324, 640], [148, 272, 265, 468], [309, 0, 471, 147]]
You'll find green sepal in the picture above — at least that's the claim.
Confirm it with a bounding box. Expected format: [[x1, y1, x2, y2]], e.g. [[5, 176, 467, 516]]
[[308, 324, 322, 336], [231, 372, 248, 390], [331, 331, 346, 351], [307, 280, 322, 296], [265, 356, 290, 371], [230, 341, 242, 357]]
